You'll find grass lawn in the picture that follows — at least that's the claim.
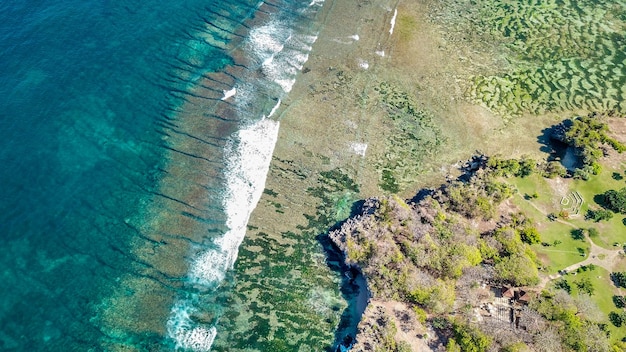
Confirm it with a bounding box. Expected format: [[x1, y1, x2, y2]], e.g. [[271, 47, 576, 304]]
[[552, 266, 625, 343], [513, 173, 556, 210], [508, 178, 590, 274], [568, 167, 626, 249], [531, 219, 590, 274]]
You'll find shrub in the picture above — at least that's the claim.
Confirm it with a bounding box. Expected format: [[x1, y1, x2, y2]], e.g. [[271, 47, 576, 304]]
[[575, 277, 594, 295], [519, 227, 541, 244], [613, 295, 626, 309], [609, 312, 623, 327], [611, 272, 626, 288], [451, 320, 491, 352], [586, 209, 614, 222], [542, 161, 567, 178], [555, 279, 572, 293], [587, 228, 599, 237]]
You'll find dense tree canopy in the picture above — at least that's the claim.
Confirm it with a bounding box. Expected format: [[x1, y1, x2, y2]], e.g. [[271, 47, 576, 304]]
[[602, 187, 626, 214]]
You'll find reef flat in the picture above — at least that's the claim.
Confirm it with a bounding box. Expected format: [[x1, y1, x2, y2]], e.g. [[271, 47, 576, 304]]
[[225, 0, 624, 350]]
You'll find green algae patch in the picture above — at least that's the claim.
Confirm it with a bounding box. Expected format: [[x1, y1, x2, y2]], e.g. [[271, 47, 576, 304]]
[[305, 168, 361, 230], [373, 81, 445, 193], [436, 0, 626, 117]]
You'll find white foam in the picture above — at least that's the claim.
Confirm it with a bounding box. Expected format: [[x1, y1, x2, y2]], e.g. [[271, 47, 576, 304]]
[[189, 118, 280, 287], [389, 9, 398, 35], [247, 21, 318, 93], [268, 99, 282, 118], [168, 119, 280, 349], [167, 301, 217, 352], [358, 59, 369, 69], [249, 24, 288, 60], [350, 34, 360, 41], [308, 0, 325, 7], [350, 142, 368, 156], [279, 78, 298, 93], [221, 87, 237, 100], [376, 50, 385, 57]]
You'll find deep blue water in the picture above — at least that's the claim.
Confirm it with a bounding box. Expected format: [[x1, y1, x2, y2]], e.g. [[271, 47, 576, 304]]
[[0, 0, 323, 350]]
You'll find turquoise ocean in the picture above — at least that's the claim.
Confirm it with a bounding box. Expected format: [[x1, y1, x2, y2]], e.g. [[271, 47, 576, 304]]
[[0, 0, 334, 350]]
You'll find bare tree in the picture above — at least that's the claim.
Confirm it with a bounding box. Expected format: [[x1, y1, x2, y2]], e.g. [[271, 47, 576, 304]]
[[582, 323, 610, 352], [533, 327, 563, 352], [520, 306, 546, 333], [574, 294, 604, 322]]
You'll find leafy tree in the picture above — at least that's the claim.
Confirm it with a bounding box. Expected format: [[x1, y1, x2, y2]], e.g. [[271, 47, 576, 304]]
[[446, 339, 461, 352], [563, 115, 625, 169], [495, 254, 540, 286], [611, 272, 626, 288], [519, 227, 541, 244], [612, 295, 626, 309], [555, 279, 572, 293], [609, 312, 623, 327], [451, 320, 491, 352], [575, 277, 595, 295], [603, 188, 626, 214], [541, 161, 567, 178], [502, 342, 529, 352], [586, 209, 614, 222], [571, 228, 585, 241], [518, 157, 536, 177]]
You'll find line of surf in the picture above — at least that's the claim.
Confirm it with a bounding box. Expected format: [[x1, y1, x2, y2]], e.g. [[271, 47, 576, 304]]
[[165, 0, 324, 350], [166, 117, 279, 351]]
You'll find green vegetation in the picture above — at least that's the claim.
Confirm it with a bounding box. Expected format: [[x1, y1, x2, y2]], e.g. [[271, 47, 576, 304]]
[[373, 81, 445, 193], [612, 295, 626, 309], [586, 208, 614, 222], [553, 267, 623, 343], [454, 0, 626, 117], [449, 319, 491, 352], [532, 289, 612, 351], [487, 155, 536, 178], [330, 110, 626, 349], [557, 115, 626, 179], [602, 187, 626, 214], [611, 272, 626, 288]]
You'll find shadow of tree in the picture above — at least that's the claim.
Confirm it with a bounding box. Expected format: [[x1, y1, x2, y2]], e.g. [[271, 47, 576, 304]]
[[538, 127, 555, 154]]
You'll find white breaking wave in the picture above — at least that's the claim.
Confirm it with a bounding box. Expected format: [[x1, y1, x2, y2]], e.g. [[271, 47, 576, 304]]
[[191, 118, 280, 287], [376, 50, 385, 57], [248, 21, 318, 93], [167, 3, 322, 350], [389, 8, 398, 35], [167, 119, 280, 350], [268, 99, 282, 118], [221, 87, 236, 100], [167, 301, 217, 352], [308, 0, 324, 7]]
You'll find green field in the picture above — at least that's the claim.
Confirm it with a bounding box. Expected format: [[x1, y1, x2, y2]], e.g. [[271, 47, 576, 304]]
[[509, 176, 590, 274], [567, 168, 626, 249]]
